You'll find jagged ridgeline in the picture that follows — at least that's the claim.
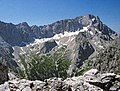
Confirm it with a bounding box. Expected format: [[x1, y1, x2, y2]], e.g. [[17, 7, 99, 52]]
[[0, 14, 119, 83]]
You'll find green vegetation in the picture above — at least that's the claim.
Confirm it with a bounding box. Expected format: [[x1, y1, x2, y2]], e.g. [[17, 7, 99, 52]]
[[18, 46, 71, 81]]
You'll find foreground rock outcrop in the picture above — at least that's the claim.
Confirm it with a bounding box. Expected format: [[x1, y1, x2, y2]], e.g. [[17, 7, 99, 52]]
[[0, 69, 120, 91]]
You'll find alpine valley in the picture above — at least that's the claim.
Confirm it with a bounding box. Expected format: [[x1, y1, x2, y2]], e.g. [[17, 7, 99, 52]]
[[0, 14, 120, 91]]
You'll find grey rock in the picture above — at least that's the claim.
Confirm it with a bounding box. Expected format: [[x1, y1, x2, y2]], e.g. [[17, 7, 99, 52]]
[[0, 82, 10, 91], [110, 85, 120, 91], [0, 69, 120, 91], [22, 86, 31, 91], [0, 21, 34, 46], [32, 80, 45, 91], [8, 72, 19, 81], [83, 68, 98, 77], [39, 40, 57, 54]]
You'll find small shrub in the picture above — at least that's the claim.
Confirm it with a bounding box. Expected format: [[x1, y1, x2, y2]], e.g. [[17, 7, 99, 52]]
[[18, 51, 70, 80]]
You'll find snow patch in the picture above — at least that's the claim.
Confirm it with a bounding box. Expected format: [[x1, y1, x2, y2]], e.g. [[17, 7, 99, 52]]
[[12, 47, 15, 56], [20, 47, 24, 52], [25, 25, 93, 49], [53, 31, 80, 40], [95, 28, 101, 34], [80, 26, 89, 32], [92, 18, 95, 22], [89, 31, 94, 35], [55, 40, 60, 45], [25, 31, 80, 47], [70, 37, 75, 42], [19, 47, 26, 54], [98, 45, 104, 49]]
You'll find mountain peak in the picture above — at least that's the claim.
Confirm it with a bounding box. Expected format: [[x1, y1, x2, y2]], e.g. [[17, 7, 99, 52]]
[[0, 14, 118, 46], [18, 22, 29, 27]]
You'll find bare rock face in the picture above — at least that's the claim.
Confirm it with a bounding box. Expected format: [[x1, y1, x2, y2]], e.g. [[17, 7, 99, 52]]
[[0, 37, 17, 84], [39, 40, 57, 54], [74, 32, 95, 66], [0, 21, 34, 46], [0, 69, 120, 91], [81, 37, 120, 74]]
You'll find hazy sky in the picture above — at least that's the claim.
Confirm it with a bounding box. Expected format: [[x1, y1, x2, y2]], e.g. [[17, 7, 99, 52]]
[[0, 0, 120, 33]]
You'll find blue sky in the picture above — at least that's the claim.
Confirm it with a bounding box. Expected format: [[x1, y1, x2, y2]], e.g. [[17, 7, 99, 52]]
[[0, 0, 120, 33]]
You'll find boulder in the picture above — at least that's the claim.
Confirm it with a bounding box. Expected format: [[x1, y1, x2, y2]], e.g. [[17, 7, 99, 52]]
[[1, 69, 120, 91]]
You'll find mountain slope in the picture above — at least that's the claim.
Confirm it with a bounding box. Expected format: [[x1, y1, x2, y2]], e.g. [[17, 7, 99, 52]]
[[81, 37, 120, 74], [0, 14, 119, 83]]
